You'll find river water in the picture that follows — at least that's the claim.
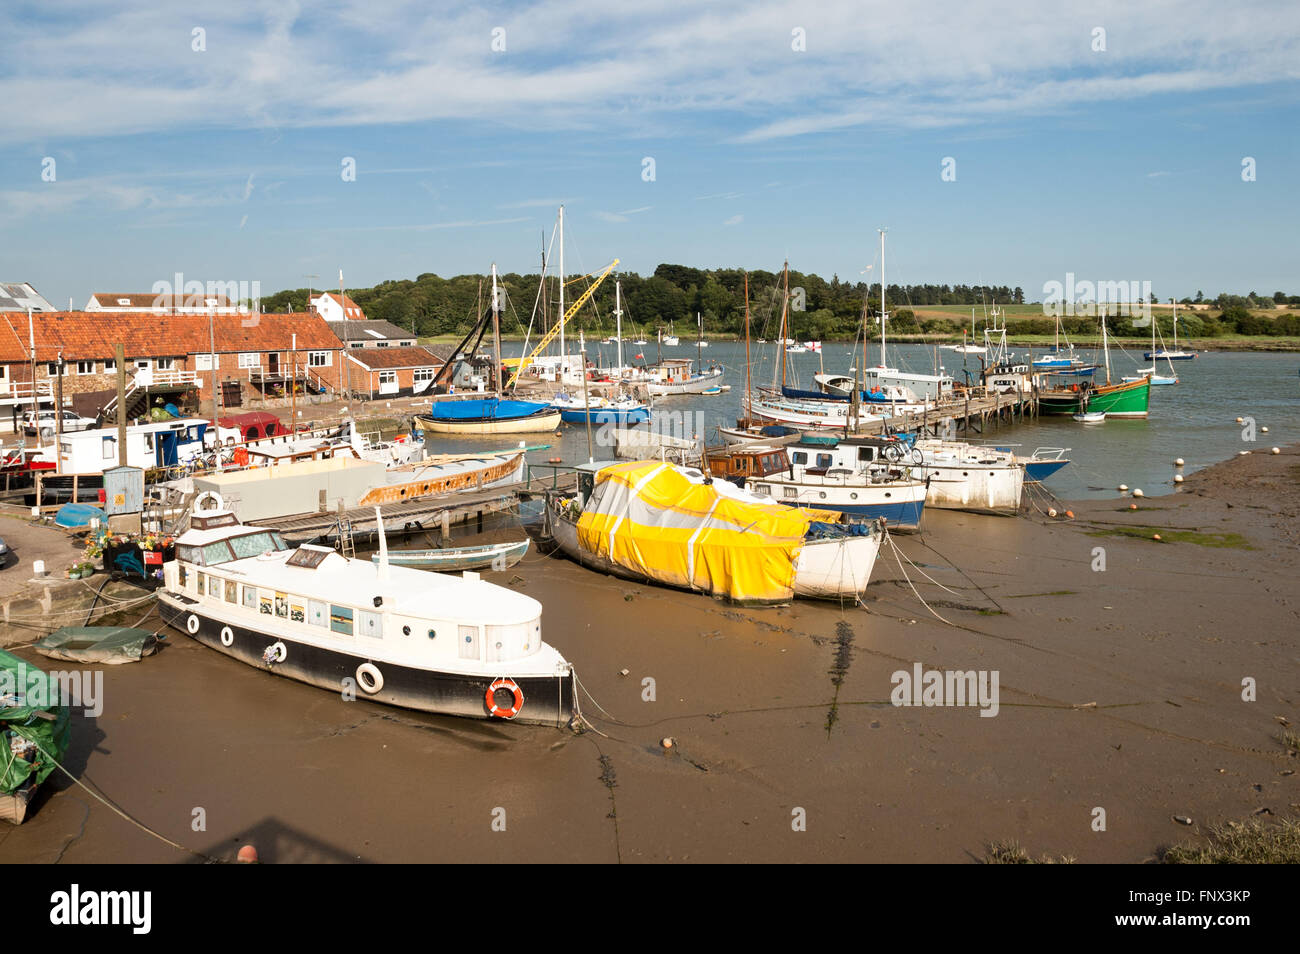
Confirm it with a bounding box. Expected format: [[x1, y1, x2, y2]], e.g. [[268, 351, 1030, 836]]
[[426, 340, 1300, 500]]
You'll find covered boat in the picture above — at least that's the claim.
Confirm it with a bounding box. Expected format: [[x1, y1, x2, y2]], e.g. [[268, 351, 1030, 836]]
[[416, 397, 561, 435], [1, 649, 72, 824], [33, 626, 161, 664], [547, 460, 881, 603]]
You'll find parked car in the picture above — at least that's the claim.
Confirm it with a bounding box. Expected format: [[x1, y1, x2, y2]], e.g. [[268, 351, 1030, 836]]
[[21, 409, 97, 437], [0, 536, 10, 566]]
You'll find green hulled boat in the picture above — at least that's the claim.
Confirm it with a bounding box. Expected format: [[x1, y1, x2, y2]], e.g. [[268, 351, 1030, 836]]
[[1038, 314, 1151, 419], [1039, 375, 1150, 418]]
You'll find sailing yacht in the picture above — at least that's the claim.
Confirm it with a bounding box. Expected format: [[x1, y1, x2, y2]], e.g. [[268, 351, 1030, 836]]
[[1144, 300, 1197, 361]]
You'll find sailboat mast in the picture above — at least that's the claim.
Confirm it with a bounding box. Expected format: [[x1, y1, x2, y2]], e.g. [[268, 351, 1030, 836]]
[[744, 272, 751, 413], [1102, 308, 1112, 385], [781, 264, 790, 390], [879, 228, 888, 368], [558, 205, 566, 378], [491, 264, 502, 395], [615, 280, 623, 371]]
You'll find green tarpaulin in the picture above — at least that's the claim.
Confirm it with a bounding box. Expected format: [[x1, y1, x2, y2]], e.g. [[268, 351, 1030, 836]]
[[1, 648, 72, 818], [34, 626, 159, 665]]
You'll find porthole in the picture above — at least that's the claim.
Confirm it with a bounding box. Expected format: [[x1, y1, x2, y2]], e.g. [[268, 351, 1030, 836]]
[[885, 493, 891, 498], [402, 625, 411, 636], [428, 629, 436, 640], [850, 493, 858, 500]]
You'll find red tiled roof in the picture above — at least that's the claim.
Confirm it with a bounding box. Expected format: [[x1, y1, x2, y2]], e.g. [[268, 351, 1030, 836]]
[[90, 293, 235, 308], [345, 346, 444, 371], [0, 312, 343, 363]]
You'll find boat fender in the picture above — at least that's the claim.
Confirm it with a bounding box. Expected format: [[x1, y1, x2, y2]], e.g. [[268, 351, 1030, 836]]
[[356, 662, 384, 694], [194, 490, 224, 512], [263, 641, 287, 666], [485, 677, 524, 719], [220, 626, 234, 647], [186, 614, 201, 634]]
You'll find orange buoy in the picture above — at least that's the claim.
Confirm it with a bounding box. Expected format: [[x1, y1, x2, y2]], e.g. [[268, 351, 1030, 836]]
[[1064, 510, 1074, 519], [237, 844, 259, 864], [548, 456, 562, 464], [485, 678, 524, 719]]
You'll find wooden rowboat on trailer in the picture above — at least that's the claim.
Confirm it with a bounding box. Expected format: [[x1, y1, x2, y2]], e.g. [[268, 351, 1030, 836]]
[[369, 539, 530, 571]]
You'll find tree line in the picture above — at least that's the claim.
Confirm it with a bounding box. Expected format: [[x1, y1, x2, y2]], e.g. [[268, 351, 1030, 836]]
[[259, 266, 1299, 339]]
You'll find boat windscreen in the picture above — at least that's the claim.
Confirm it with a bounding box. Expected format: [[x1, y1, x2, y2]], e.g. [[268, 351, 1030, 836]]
[[228, 531, 289, 560]]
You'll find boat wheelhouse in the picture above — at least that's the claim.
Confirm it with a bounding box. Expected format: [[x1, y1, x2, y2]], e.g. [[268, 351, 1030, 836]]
[[157, 511, 576, 726], [744, 436, 928, 531]]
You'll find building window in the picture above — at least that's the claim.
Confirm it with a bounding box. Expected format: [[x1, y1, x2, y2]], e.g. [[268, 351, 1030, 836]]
[[156, 357, 174, 371], [350, 341, 365, 349], [377, 341, 389, 348], [104, 358, 116, 372], [76, 361, 94, 375], [195, 354, 219, 371], [238, 353, 259, 369], [308, 351, 331, 367], [413, 368, 434, 384], [46, 362, 58, 375], [134, 359, 150, 371], [378, 370, 397, 386], [102, 437, 116, 460]]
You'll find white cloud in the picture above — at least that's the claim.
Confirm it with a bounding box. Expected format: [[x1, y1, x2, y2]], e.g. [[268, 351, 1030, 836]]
[[0, 1, 1294, 143], [723, 214, 743, 226]]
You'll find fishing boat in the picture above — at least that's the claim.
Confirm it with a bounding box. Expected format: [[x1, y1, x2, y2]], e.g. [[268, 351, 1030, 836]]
[[902, 437, 1025, 515], [157, 510, 576, 725], [547, 460, 882, 603], [370, 539, 530, 571], [742, 436, 929, 530], [644, 358, 724, 395], [1038, 314, 1151, 418]]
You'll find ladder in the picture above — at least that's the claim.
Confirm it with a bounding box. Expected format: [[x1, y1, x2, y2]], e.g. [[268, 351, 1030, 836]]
[[338, 517, 356, 559]]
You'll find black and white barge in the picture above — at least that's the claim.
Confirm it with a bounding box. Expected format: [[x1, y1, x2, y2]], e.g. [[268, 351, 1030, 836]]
[[157, 511, 576, 727]]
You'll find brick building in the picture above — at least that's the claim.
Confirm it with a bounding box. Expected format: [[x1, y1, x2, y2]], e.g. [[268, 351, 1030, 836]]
[[0, 311, 347, 422]]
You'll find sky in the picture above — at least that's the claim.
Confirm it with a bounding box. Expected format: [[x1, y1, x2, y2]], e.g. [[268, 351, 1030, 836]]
[[2, 1, 1297, 309]]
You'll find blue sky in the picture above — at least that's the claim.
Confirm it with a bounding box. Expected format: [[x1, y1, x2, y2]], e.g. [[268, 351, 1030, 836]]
[[2, 1, 1297, 308]]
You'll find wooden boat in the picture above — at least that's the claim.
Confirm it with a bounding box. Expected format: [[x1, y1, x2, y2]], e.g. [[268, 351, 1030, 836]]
[[371, 539, 529, 571], [157, 510, 575, 726], [1072, 411, 1107, 424], [416, 398, 561, 435]]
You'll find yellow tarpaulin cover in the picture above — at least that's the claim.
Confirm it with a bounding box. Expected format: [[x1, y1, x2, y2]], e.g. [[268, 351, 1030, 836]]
[[575, 460, 843, 603]]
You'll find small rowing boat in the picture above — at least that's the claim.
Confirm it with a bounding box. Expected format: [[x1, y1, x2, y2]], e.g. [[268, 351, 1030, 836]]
[[370, 539, 530, 571]]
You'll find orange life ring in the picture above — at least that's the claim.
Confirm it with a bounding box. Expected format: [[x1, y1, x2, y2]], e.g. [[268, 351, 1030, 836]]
[[485, 678, 524, 719]]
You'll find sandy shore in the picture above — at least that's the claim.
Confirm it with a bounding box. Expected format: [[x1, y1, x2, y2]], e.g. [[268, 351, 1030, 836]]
[[1, 445, 1296, 863]]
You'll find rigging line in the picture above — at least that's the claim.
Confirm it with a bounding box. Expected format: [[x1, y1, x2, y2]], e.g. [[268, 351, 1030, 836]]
[[887, 533, 955, 627], [33, 741, 215, 862]]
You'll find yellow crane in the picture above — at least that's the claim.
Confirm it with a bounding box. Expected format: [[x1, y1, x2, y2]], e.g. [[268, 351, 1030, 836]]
[[507, 258, 619, 389]]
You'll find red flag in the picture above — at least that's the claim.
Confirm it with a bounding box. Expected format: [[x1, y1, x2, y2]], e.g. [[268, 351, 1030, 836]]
[[635, 353, 644, 359]]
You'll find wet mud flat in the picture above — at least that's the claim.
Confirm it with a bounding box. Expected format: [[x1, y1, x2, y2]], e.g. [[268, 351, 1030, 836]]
[[1, 447, 1296, 863]]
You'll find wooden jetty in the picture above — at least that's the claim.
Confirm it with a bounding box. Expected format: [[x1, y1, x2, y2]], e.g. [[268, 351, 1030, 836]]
[[256, 465, 579, 546]]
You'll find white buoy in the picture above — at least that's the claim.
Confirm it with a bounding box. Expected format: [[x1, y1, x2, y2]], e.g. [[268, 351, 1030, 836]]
[[1118, 484, 1128, 492], [1048, 508, 1057, 517], [1174, 458, 1184, 467], [1239, 450, 1250, 456], [1174, 474, 1184, 484], [1235, 417, 1244, 423], [1133, 488, 1145, 498], [1272, 447, 1281, 454], [1261, 426, 1269, 433]]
